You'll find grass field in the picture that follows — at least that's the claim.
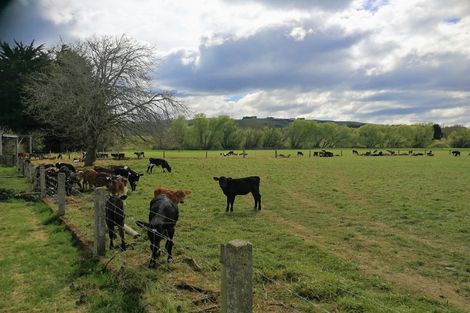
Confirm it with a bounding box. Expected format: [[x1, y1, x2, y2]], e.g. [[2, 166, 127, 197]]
[[0, 166, 145, 313], [28, 149, 470, 312]]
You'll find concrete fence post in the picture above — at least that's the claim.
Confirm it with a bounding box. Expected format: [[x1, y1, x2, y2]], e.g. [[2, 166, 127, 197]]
[[19, 158, 24, 176], [57, 172, 66, 216], [220, 240, 253, 313], [24, 161, 29, 179], [29, 163, 34, 183], [40, 165, 46, 198], [93, 187, 107, 258]]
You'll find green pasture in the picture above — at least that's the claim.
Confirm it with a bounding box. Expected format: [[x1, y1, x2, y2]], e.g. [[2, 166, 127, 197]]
[[32, 150, 470, 312], [0, 166, 145, 313]]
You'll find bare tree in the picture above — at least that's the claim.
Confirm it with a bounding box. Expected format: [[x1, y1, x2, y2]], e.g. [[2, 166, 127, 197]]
[[25, 35, 185, 165]]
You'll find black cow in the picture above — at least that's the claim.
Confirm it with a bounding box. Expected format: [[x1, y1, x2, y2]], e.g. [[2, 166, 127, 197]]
[[452, 150, 461, 157], [213, 176, 261, 212], [352, 150, 359, 155], [106, 194, 127, 250], [297, 151, 304, 157], [58, 165, 81, 195], [113, 166, 144, 192], [136, 194, 179, 267], [55, 162, 76, 172], [134, 151, 145, 158], [147, 158, 172, 174]]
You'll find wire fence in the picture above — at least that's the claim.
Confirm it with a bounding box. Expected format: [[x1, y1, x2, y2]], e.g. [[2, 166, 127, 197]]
[[16, 159, 408, 313]]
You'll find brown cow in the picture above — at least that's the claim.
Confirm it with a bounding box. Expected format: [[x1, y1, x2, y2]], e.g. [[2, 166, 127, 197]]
[[154, 187, 191, 204]]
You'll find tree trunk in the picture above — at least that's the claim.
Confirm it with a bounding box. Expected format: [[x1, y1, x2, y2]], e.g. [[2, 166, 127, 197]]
[[84, 139, 97, 166]]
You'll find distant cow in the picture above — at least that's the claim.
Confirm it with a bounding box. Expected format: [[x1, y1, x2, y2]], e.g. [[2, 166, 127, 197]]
[[213, 176, 261, 212], [111, 153, 125, 160], [154, 187, 191, 204], [352, 150, 359, 155], [96, 152, 109, 159], [319, 150, 334, 157], [136, 194, 180, 267], [426, 150, 434, 156], [106, 194, 127, 250], [134, 151, 145, 159], [147, 158, 172, 174], [297, 151, 304, 157], [452, 150, 461, 157]]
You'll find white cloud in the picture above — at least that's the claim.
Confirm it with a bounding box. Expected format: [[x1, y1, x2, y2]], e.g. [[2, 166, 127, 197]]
[[1, 0, 470, 125]]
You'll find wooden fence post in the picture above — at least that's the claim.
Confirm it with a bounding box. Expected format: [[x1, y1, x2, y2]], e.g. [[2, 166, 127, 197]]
[[275, 150, 277, 158], [206, 151, 208, 159], [163, 150, 166, 159], [94, 187, 107, 258], [57, 172, 66, 216], [220, 240, 253, 313], [243, 149, 246, 159], [40, 165, 46, 198]]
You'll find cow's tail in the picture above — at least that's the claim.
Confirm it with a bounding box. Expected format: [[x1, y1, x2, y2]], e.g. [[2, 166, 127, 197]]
[[135, 220, 150, 229]]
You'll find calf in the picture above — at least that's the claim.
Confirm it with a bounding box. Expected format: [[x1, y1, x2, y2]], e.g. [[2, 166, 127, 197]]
[[56, 162, 76, 172], [452, 150, 461, 157], [106, 194, 127, 250], [154, 187, 191, 204], [113, 166, 143, 192], [136, 194, 179, 267], [108, 176, 128, 197], [147, 158, 172, 174], [213, 176, 261, 212]]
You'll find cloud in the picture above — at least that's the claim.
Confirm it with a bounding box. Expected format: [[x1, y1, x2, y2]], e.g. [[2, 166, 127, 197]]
[[1, 0, 470, 125], [223, 0, 354, 11], [155, 23, 365, 92]]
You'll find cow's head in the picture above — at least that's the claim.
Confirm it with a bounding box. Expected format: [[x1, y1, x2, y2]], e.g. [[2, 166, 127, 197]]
[[213, 176, 231, 189], [175, 190, 191, 204]]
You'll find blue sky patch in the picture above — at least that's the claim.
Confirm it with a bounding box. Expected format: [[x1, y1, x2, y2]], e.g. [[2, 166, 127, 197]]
[[445, 17, 461, 24]]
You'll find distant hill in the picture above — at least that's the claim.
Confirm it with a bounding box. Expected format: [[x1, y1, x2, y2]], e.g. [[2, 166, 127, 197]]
[[235, 116, 365, 129]]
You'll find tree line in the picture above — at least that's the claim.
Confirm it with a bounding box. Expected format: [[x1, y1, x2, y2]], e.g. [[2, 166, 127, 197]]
[[136, 114, 470, 150]]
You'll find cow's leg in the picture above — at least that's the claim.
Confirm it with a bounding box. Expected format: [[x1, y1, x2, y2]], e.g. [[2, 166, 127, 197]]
[[229, 196, 235, 212], [165, 227, 175, 262], [253, 192, 261, 210], [107, 224, 115, 249], [118, 224, 126, 251], [148, 230, 161, 268], [225, 197, 230, 212]]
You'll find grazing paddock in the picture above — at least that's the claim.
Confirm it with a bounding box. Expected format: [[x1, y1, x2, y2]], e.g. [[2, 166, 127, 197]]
[[29, 149, 470, 312]]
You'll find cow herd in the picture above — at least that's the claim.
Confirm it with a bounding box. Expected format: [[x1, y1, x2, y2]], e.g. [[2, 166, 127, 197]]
[[30, 155, 261, 268]]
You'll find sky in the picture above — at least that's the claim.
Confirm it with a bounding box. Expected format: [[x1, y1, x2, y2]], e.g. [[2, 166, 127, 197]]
[[1, 0, 470, 125]]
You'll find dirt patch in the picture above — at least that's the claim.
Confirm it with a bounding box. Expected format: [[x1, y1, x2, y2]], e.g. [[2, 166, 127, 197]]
[[29, 215, 47, 241]]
